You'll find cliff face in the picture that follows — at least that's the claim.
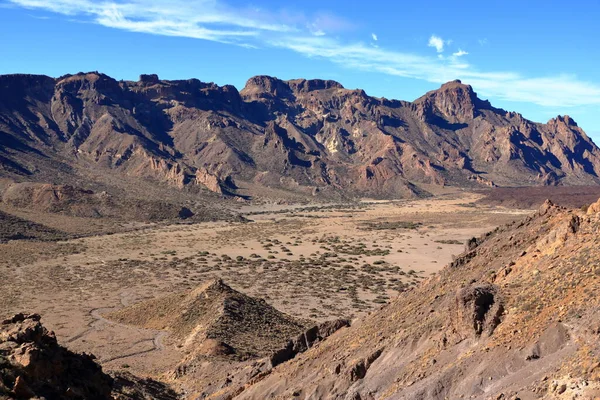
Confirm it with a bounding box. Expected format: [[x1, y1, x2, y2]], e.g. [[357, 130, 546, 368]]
[[1, 72, 599, 198]]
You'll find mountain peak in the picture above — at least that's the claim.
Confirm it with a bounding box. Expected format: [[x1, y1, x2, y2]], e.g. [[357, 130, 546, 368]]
[[436, 79, 478, 100], [240, 75, 293, 99], [286, 78, 344, 92], [549, 114, 578, 127], [439, 79, 470, 90], [139, 73, 160, 85], [415, 79, 492, 123]]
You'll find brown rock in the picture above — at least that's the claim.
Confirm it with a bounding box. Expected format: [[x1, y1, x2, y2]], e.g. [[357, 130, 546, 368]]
[[2, 72, 600, 201], [12, 376, 35, 399], [587, 198, 600, 214], [0, 314, 113, 399]]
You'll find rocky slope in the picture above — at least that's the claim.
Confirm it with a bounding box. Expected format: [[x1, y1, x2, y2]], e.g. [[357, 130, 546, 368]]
[[0, 313, 178, 399], [1, 72, 599, 200], [0, 182, 203, 222], [234, 199, 600, 399]]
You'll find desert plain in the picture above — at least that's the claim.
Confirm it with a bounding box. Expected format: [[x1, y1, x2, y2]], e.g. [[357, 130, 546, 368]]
[[0, 189, 528, 389]]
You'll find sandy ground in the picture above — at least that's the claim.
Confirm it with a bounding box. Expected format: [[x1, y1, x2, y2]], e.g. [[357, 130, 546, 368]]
[[0, 192, 532, 380]]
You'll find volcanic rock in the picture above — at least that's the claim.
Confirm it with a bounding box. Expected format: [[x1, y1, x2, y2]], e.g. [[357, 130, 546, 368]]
[[1, 72, 599, 200]]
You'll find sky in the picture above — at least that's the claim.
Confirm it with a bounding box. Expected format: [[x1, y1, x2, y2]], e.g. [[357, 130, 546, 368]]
[[1, 0, 599, 140]]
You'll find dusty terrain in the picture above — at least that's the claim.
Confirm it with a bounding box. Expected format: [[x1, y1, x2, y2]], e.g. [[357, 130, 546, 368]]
[[238, 197, 600, 400], [0, 191, 526, 396]]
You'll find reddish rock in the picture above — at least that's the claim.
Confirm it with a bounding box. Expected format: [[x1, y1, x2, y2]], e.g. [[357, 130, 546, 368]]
[[1, 72, 599, 199]]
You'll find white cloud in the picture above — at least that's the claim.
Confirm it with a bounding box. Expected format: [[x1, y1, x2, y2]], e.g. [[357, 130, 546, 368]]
[[371, 33, 378, 41], [428, 35, 445, 53], [8, 0, 600, 109], [9, 0, 297, 43]]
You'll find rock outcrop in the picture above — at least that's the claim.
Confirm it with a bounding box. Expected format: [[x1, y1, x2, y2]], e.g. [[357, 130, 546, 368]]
[[269, 319, 350, 368], [0, 313, 113, 399], [453, 283, 503, 337], [0, 313, 180, 400], [587, 197, 600, 214]]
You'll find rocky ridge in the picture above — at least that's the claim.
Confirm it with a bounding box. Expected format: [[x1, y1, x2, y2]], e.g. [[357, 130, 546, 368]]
[[108, 278, 308, 359], [2, 73, 599, 200]]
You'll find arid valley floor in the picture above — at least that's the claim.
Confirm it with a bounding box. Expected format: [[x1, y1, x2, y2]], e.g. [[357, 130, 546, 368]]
[[0, 190, 529, 396]]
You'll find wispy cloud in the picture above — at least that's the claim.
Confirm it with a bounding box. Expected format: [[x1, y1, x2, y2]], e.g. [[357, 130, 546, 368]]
[[268, 35, 600, 107], [371, 33, 378, 41], [428, 34, 445, 53], [27, 13, 49, 19], [9, 0, 302, 43], [7, 0, 600, 109]]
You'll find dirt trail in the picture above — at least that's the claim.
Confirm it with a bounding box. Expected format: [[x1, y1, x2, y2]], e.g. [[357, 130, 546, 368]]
[[65, 306, 169, 363]]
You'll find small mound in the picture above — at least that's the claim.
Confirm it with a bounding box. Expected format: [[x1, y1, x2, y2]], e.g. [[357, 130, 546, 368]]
[[108, 279, 307, 358], [2, 183, 104, 218]]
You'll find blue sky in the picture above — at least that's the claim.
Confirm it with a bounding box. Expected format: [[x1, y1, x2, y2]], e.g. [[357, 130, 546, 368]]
[[1, 0, 599, 140]]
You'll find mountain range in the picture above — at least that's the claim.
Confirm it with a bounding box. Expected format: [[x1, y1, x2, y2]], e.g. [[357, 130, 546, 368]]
[[1, 72, 599, 200]]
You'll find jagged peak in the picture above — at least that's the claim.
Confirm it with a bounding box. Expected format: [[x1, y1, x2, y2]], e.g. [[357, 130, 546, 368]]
[[242, 75, 285, 89], [538, 199, 557, 216], [548, 115, 578, 127], [196, 277, 233, 295], [419, 79, 479, 102], [439, 79, 471, 90]]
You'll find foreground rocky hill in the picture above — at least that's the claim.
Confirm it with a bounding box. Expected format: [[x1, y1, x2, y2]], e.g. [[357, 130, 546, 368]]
[[235, 199, 600, 399], [107, 279, 349, 399], [108, 279, 308, 360], [1, 72, 599, 200]]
